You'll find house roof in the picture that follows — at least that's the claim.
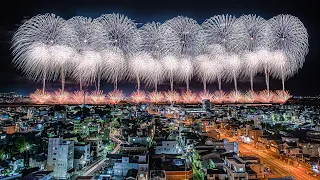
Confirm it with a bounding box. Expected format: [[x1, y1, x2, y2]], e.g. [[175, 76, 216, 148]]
[[207, 168, 226, 174], [125, 168, 138, 178]]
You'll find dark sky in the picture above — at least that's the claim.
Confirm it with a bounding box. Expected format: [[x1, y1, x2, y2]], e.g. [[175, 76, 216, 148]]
[[0, 0, 319, 96]]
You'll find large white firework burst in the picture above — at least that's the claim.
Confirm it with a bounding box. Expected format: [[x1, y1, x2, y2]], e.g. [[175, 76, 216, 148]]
[[139, 22, 166, 58], [11, 14, 74, 92], [202, 14, 247, 53], [237, 14, 271, 51], [96, 13, 140, 55], [101, 47, 126, 90], [268, 14, 308, 68], [161, 55, 179, 91], [162, 16, 205, 57], [177, 56, 194, 91], [129, 51, 153, 91]]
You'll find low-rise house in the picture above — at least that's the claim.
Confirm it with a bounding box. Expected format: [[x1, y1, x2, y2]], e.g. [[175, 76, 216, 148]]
[[299, 141, 320, 157], [29, 153, 47, 170], [224, 157, 248, 180], [206, 168, 227, 180], [113, 154, 148, 180], [155, 140, 181, 154], [9, 156, 24, 173]]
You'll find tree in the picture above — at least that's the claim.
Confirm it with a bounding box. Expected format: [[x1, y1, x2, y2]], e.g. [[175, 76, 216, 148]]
[[15, 137, 29, 154], [0, 148, 5, 160]]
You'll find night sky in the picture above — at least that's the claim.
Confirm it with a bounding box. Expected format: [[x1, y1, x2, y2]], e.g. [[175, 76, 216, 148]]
[[0, 0, 319, 96]]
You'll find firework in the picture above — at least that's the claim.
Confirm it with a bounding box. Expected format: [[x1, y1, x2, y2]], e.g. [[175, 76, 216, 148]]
[[148, 91, 164, 103], [199, 91, 214, 102], [274, 90, 291, 103], [271, 50, 296, 91], [243, 51, 261, 91], [195, 54, 212, 91], [30, 89, 51, 104], [144, 58, 164, 92], [50, 45, 75, 92], [177, 56, 193, 91], [96, 13, 140, 55], [71, 91, 88, 104], [202, 14, 247, 53], [164, 91, 180, 103], [268, 14, 308, 68], [90, 90, 105, 104], [72, 50, 103, 90], [161, 55, 179, 91], [139, 22, 165, 58], [244, 90, 258, 103], [225, 53, 242, 92], [228, 90, 243, 103], [67, 16, 105, 90], [162, 16, 204, 56], [22, 43, 55, 92], [12, 14, 74, 92], [181, 91, 198, 104], [53, 89, 70, 104], [101, 47, 126, 90], [67, 16, 104, 51], [213, 91, 227, 103], [256, 49, 273, 92], [238, 14, 271, 51], [208, 45, 226, 90], [107, 90, 125, 104], [131, 91, 146, 103], [258, 90, 274, 103], [129, 51, 153, 91]]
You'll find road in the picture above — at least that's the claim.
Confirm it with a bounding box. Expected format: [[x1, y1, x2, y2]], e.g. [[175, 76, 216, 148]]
[[80, 134, 124, 177], [220, 133, 320, 180]]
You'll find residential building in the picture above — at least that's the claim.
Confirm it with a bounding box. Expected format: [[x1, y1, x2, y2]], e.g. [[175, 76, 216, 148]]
[[47, 137, 74, 179], [224, 157, 248, 180], [155, 140, 181, 154], [85, 138, 103, 158]]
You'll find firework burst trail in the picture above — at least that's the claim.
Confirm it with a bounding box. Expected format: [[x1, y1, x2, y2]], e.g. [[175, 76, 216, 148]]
[[143, 58, 164, 92], [129, 51, 152, 91], [101, 47, 126, 90], [243, 51, 261, 91], [161, 55, 179, 91], [225, 53, 242, 92], [271, 50, 297, 91], [177, 56, 193, 91], [195, 54, 212, 92]]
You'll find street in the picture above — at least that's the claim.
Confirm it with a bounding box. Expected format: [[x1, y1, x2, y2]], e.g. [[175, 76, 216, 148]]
[[220, 133, 320, 180]]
